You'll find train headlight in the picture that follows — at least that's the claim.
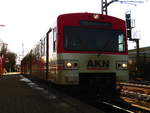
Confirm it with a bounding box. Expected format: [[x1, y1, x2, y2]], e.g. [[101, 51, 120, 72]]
[[66, 62, 72, 68], [116, 61, 128, 70], [122, 63, 127, 68], [64, 60, 79, 70]]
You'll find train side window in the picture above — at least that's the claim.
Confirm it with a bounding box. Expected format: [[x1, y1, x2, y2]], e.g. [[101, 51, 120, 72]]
[[40, 37, 46, 56], [53, 28, 56, 52], [118, 34, 125, 52]]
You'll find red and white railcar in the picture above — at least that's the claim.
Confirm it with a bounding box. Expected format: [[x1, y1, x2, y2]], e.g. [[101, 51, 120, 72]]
[[21, 13, 128, 97]]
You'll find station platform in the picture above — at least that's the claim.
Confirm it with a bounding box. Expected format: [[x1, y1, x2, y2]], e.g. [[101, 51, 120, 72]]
[[0, 74, 104, 113]]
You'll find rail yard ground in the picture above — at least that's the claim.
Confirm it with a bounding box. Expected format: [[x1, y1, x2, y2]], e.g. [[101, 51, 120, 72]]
[[0, 73, 103, 113], [118, 82, 150, 112]]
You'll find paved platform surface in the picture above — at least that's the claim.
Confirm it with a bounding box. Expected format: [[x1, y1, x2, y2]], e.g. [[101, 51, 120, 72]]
[[0, 74, 104, 113]]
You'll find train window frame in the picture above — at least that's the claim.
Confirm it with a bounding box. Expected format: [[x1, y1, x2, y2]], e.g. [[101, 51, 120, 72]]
[[64, 26, 126, 53], [118, 34, 125, 52], [53, 27, 57, 52]]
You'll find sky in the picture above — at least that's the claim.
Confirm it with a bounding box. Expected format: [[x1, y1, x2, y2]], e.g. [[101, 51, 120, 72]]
[[0, 0, 149, 58]]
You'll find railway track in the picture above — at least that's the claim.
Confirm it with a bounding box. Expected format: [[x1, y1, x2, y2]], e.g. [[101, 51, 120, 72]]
[[118, 82, 150, 101], [24, 75, 150, 113], [51, 81, 150, 113], [72, 80, 150, 113], [117, 81, 150, 112], [80, 97, 150, 113]]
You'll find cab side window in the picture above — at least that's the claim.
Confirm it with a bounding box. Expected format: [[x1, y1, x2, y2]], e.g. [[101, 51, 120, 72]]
[[118, 34, 125, 52]]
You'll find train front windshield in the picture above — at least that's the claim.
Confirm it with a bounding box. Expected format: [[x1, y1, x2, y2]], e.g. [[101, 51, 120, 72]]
[[64, 27, 126, 52]]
